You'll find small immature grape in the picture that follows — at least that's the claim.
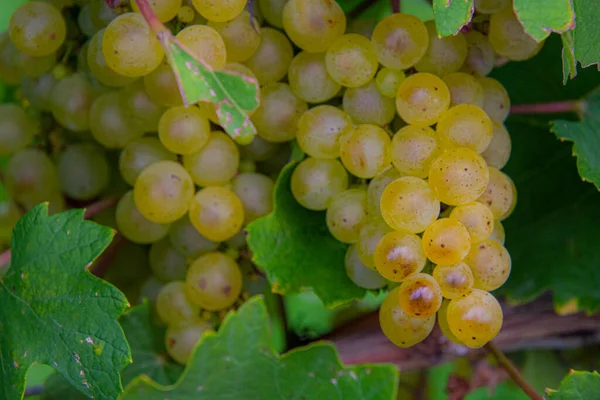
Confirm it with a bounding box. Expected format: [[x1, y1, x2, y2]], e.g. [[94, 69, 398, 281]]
[[176, 25, 227, 70], [296, 105, 353, 159], [489, 5, 543, 61], [169, 216, 219, 259], [343, 80, 396, 126], [183, 131, 239, 187], [156, 281, 200, 326], [165, 320, 213, 364], [415, 21, 467, 76], [144, 59, 184, 107], [357, 218, 392, 269], [450, 202, 494, 243], [131, 0, 182, 23], [291, 158, 349, 211], [0, 104, 36, 156], [447, 289, 503, 348], [326, 189, 368, 244], [9, 2, 66, 57], [119, 137, 177, 186], [396, 73, 451, 127], [465, 239, 511, 291], [371, 13, 429, 70], [398, 273, 443, 319], [374, 230, 426, 282], [51, 73, 95, 132], [436, 104, 493, 153], [87, 29, 136, 87], [391, 125, 441, 178], [481, 122, 511, 169], [478, 77, 510, 123], [422, 218, 471, 266], [189, 186, 245, 242], [366, 166, 401, 216], [90, 92, 145, 149], [433, 262, 474, 299], [340, 124, 391, 179], [258, 0, 287, 28], [116, 191, 171, 244], [375, 68, 406, 98], [477, 167, 516, 220], [443, 72, 484, 108], [325, 34, 378, 88], [158, 106, 211, 155], [345, 245, 387, 289], [462, 31, 495, 77], [288, 52, 342, 104], [231, 173, 275, 224], [244, 27, 293, 85], [379, 286, 436, 348], [57, 143, 110, 201], [178, 5, 196, 23], [490, 220, 505, 244], [149, 238, 188, 282], [208, 11, 260, 63], [191, 0, 247, 22], [437, 299, 464, 344]]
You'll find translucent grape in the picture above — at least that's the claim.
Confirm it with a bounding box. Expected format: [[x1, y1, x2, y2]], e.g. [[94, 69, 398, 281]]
[[116, 191, 171, 244], [415, 21, 467, 76], [208, 11, 260, 63], [366, 166, 401, 216], [437, 104, 493, 153], [343, 80, 396, 126], [22, 73, 57, 112], [296, 105, 353, 159], [191, 0, 247, 22], [449, 202, 494, 244], [119, 137, 177, 186], [239, 135, 281, 161], [258, 0, 288, 28], [465, 239, 511, 291], [479, 77, 510, 123], [231, 173, 275, 224], [119, 81, 166, 132], [374, 230, 426, 282], [375, 68, 406, 98], [477, 167, 516, 220], [0, 104, 36, 156], [156, 281, 200, 326], [345, 245, 387, 289], [428, 148, 490, 206], [176, 25, 227, 70], [178, 5, 196, 23], [391, 125, 441, 178], [474, 0, 508, 13], [396, 73, 451, 127], [88, 29, 136, 87], [397, 273, 442, 319], [447, 289, 503, 348], [288, 52, 341, 104], [433, 262, 474, 299], [51, 73, 95, 132], [144, 59, 184, 107], [165, 320, 213, 364], [158, 106, 211, 155], [169, 216, 219, 259], [9, 2, 66, 57], [5, 148, 59, 209], [326, 189, 368, 244], [90, 92, 145, 149], [244, 27, 293, 85], [57, 143, 110, 201], [481, 122, 511, 170], [357, 218, 392, 269], [489, 5, 543, 61], [183, 131, 239, 186], [291, 157, 349, 211], [437, 299, 464, 344], [380, 177, 440, 234], [131, 0, 181, 22], [422, 218, 471, 265], [340, 124, 391, 179], [443, 72, 484, 107], [325, 34, 378, 88], [490, 220, 505, 244], [149, 238, 188, 282], [462, 31, 495, 77], [371, 13, 428, 70], [189, 186, 245, 242]]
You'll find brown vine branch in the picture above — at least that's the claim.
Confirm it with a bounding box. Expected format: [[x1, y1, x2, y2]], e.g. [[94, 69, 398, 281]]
[[510, 100, 583, 115], [391, 0, 401, 13]]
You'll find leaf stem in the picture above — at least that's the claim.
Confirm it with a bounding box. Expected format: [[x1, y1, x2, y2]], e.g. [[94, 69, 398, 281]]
[[510, 100, 583, 115], [391, 0, 401, 13], [484, 342, 543, 400]]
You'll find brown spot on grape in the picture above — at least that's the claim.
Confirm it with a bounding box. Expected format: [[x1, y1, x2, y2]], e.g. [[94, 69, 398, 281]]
[[222, 285, 231, 295], [479, 244, 485, 249], [441, 244, 445, 248], [168, 338, 176, 348], [198, 278, 206, 289]]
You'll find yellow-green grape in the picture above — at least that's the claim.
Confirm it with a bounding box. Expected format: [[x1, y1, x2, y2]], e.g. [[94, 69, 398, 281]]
[[489, 220, 505, 244], [191, 0, 247, 22], [119, 137, 177, 186], [0, 104, 36, 156], [396, 73, 450, 127], [481, 122, 511, 170], [4, 37, 57, 78], [0, 199, 22, 243], [343, 80, 396, 126], [239, 135, 281, 161], [149, 238, 187, 282], [244, 27, 293, 85], [185, 251, 243, 310], [291, 157, 349, 211], [165, 320, 213, 364], [447, 288, 503, 348], [296, 105, 353, 159], [89, 0, 120, 28], [428, 148, 490, 206], [116, 190, 171, 244], [134, 161, 195, 223], [345, 244, 387, 289], [489, 5, 543, 61], [178, 5, 196, 23], [252, 82, 308, 143], [450, 202, 494, 243], [375, 68, 406, 98], [208, 11, 260, 63], [189, 186, 245, 242], [87, 29, 136, 88], [169, 216, 219, 259], [379, 286, 436, 347], [357, 218, 392, 269], [103, 13, 164, 78], [374, 230, 426, 282], [415, 21, 467, 76], [176, 25, 227, 70], [380, 177, 440, 234], [437, 299, 464, 344], [465, 238, 511, 291], [0, 34, 23, 85], [326, 189, 368, 244], [183, 131, 239, 186], [288, 52, 342, 104], [90, 92, 145, 149], [258, 0, 288, 28], [144, 59, 184, 107], [340, 124, 391, 179], [231, 172, 275, 224], [432, 262, 474, 299], [158, 106, 211, 155], [131, 0, 181, 22], [119, 81, 166, 132], [282, 0, 346, 53], [436, 104, 493, 153], [474, 0, 508, 13], [478, 77, 510, 123], [156, 281, 200, 326], [57, 143, 110, 201], [22, 74, 58, 112], [397, 273, 443, 319], [443, 72, 484, 107], [371, 13, 429, 70], [476, 167, 516, 220], [325, 34, 378, 88], [9, 2, 66, 57], [51, 73, 95, 132], [422, 218, 471, 266], [366, 166, 401, 216], [462, 30, 495, 77], [391, 125, 441, 178]]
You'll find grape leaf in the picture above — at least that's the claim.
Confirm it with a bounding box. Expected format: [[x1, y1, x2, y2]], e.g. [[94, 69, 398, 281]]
[[0, 204, 130, 400], [432, 0, 473, 37], [465, 381, 529, 399], [546, 371, 600, 399], [121, 296, 399, 400], [513, 0, 575, 42], [246, 162, 365, 309], [561, 0, 600, 83], [561, 31, 577, 84]]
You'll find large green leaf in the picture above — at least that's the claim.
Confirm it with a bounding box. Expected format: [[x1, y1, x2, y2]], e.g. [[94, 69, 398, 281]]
[[122, 296, 399, 400], [465, 381, 528, 399], [561, 0, 600, 82], [546, 371, 600, 399], [0, 204, 130, 400], [513, 0, 575, 42], [432, 0, 473, 36]]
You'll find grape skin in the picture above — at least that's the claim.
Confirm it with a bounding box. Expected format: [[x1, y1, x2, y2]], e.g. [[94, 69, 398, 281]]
[[325, 34, 378, 88], [422, 218, 471, 266], [9, 2, 66, 57], [447, 289, 503, 348], [476, 167, 516, 220], [158, 106, 211, 155], [119, 137, 177, 187], [345, 244, 387, 289], [116, 191, 171, 244], [326, 189, 368, 244], [296, 105, 353, 159], [465, 239, 511, 291], [156, 281, 200, 326], [367, 166, 401, 216], [182, 131, 240, 186], [481, 122, 512, 169], [339, 124, 391, 179], [191, 0, 247, 22], [374, 230, 426, 282], [165, 320, 213, 364], [131, 0, 181, 23], [288, 52, 342, 104], [390, 125, 441, 178], [291, 157, 349, 211], [371, 13, 428, 70], [231, 173, 275, 224], [450, 202, 494, 244], [397, 273, 443, 319], [432, 262, 474, 299], [189, 186, 245, 242], [396, 73, 451, 127], [208, 11, 261, 63], [343, 80, 396, 126], [244, 27, 293, 85], [415, 21, 467, 77], [176, 25, 227, 70], [357, 218, 392, 269]]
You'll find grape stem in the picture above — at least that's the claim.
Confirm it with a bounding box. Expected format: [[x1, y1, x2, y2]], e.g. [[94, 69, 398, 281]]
[[391, 0, 401, 13], [132, 0, 170, 36], [485, 342, 543, 400], [510, 100, 583, 115]]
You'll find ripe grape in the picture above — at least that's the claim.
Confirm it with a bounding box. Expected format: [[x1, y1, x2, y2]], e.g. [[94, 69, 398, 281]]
[[156, 281, 200, 326], [371, 13, 428, 70], [22, 74, 58, 112], [87, 29, 136, 87], [296, 105, 353, 159], [119, 81, 166, 133], [158, 106, 211, 155], [432, 262, 474, 299], [291, 157, 349, 211], [462, 30, 496, 77], [465, 239, 511, 291], [9, 2, 66, 57], [450, 202, 494, 243], [366, 166, 401, 216], [177, 5, 196, 24], [119, 137, 177, 186], [326, 189, 368, 244], [208, 11, 260, 63], [391, 125, 441, 178], [397, 273, 443, 319], [57, 143, 110, 201], [0, 104, 36, 156], [396, 73, 451, 127], [490, 220, 505, 244], [169, 216, 219, 259], [131, 0, 181, 23], [415, 21, 467, 76], [244, 27, 293, 85], [340, 124, 391, 179], [481, 122, 512, 169], [345, 245, 387, 289], [144, 59, 184, 107], [357, 218, 392, 269], [325, 34, 378, 88], [375, 68, 406, 98], [176, 25, 227, 70], [90, 92, 145, 149], [477, 167, 516, 220], [436, 104, 493, 153], [374, 230, 426, 282], [422, 218, 471, 265], [183, 131, 239, 186], [437, 299, 464, 344], [149, 238, 188, 282], [231, 173, 275, 224], [51, 73, 95, 132], [191, 0, 247, 22], [343, 80, 396, 126], [443, 72, 484, 108], [479, 77, 510, 123], [489, 5, 543, 61], [474, 0, 508, 13], [165, 320, 213, 364], [288, 52, 342, 104], [116, 191, 171, 244], [188, 186, 245, 242]]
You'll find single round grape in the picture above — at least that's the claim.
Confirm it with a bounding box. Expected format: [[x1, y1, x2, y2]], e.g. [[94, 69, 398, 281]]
[[178, 5, 196, 23], [169, 216, 219, 259], [291, 157, 349, 211], [119, 137, 177, 186], [0, 199, 22, 243], [375, 68, 406, 98], [158, 106, 211, 155], [371, 13, 429, 70], [343, 80, 396, 126], [474, 0, 508, 13], [396, 73, 451, 127], [391, 125, 441, 178], [116, 191, 171, 244], [288, 52, 341, 104], [90, 92, 145, 149], [465, 238, 511, 291], [345, 244, 387, 289], [88, 29, 136, 87], [239, 135, 281, 161], [443, 72, 484, 108], [428, 148, 490, 206], [149, 238, 188, 282], [57, 143, 110, 201], [282, 0, 346, 53], [258, 0, 287, 28], [183, 131, 239, 186], [189, 186, 245, 242], [176, 25, 227, 70], [476, 167, 515, 220], [357, 218, 392, 269], [231, 172, 274, 224], [489, 5, 543, 61], [415, 21, 467, 76], [447, 288, 503, 348], [207, 11, 260, 63], [144, 59, 184, 107], [379, 286, 436, 348], [422, 218, 471, 266], [450, 202, 494, 244], [296, 105, 353, 159], [380, 177, 440, 234], [131, 0, 182, 22], [374, 230, 426, 282], [119, 81, 166, 132], [462, 31, 496, 77], [185, 252, 243, 310], [103, 13, 164, 78], [22, 73, 57, 112], [191, 0, 247, 22], [340, 124, 391, 179], [366, 166, 401, 216], [252, 82, 308, 143], [325, 34, 378, 88], [490, 220, 505, 244], [437, 104, 493, 153], [9, 2, 66, 57], [0, 104, 36, 156], [51, 73, 95, 132], [481, 122, 511, 169], [244, 27, 293, 85], [433, 262, 474, 299], [479, 77, 510, 123], [156, 280, 200, 326], [397, 273, 443, 319], [134, 161, 195, 224], [165, 320, 213, 364], [437, 299, 464, 344], [326, 189, 368, 244]]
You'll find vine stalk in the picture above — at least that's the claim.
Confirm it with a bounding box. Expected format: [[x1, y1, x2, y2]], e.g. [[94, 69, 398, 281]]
[[391, 0, 401, 13], [510, 100, 583, 115]]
